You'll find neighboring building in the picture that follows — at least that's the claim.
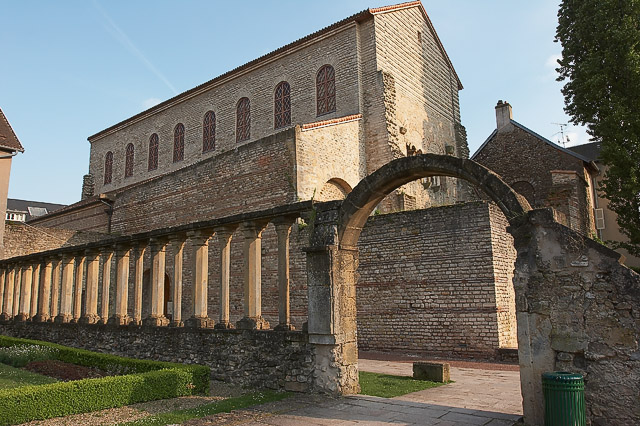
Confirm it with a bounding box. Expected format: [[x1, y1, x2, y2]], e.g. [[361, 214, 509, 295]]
[[473, 101, 599, 237], [5, 198, 67, 223], [569, 142, 640, 268], [0, 108, 25, 257]]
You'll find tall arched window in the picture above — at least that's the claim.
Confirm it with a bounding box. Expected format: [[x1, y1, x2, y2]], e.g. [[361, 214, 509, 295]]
[[148, 133, 159, 171], [236, 97, 250, 142], [125, 143, 134, 178], [203, 111, 215, 152], [173, 123, 184, 162], [104, 151, 113, 184], [316, 64, 336, 116], [274, 81, 291, 129]]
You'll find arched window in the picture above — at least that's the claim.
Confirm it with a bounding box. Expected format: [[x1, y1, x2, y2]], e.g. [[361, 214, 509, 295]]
[[274, 81, 291, 129], [104, 151, 113, 184], [316, 64, 336, 116], [148, 133, 159, 171], [203, 111, 215, 152], [125, 143, 134, 178], [173, 123, 184, 162], [236, 97, 250, 142]]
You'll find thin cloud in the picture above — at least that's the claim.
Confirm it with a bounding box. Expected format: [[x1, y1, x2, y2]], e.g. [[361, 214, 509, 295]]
[[142, 97, 162, 109], [546, 53, 562, 69], [92, 0, 178, 95]]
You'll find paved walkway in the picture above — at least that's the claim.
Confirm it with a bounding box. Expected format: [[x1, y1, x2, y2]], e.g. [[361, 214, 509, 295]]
[[186, 357, 523, 425]]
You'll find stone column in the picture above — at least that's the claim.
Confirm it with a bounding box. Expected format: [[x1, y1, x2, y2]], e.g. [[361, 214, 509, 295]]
[[100, 250, 113, 324], [186, 230, 215, 328], [144, 238, 169, 326], [274, 218, 295, 331], [17, 265, 33, 321], [80, 252, 100, 324], [0, 267, 14, 321], [12, 266, 21, 317], [214, 226, 236, 329], [30, 263, 41, 318], [72, 255, 86, 323], [237, 221, 269, 330], [50, 259, 61, 320], [132, 243, 146, 325], [34, 261, 53, 322], [55, 256, 75, 323], [0, 269, 5, 317], [170, 235, 186, 327], [109, 246, 131, 325]]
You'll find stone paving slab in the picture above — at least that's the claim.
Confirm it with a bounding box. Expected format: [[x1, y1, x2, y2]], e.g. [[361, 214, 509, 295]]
[[185, 358, 523, 425]]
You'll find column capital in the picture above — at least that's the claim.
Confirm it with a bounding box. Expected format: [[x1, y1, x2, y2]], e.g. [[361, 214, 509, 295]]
[[241, 220, 269, 238], [168, 232, 188, 244], [272, 215, 298, 228], [115, 244, 132, 255], [187, 228, 215, 242], [148, 237, 169, 250], [132, 240, 149, 251]]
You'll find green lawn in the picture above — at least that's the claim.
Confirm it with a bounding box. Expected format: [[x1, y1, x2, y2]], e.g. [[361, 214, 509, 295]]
[[359, 371, 446, 398], [0, 362, 58, 389], [115, 390, 290, 426]]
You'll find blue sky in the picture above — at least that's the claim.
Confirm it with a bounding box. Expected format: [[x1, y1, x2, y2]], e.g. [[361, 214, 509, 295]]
[[0, 0, 588, 205]]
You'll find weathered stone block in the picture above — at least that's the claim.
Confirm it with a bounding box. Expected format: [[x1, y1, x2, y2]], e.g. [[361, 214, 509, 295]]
[[413, 361, 450, 382]]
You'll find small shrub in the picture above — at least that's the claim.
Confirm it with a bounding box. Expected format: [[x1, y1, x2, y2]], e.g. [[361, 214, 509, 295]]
[[0, 336, 210, 425]]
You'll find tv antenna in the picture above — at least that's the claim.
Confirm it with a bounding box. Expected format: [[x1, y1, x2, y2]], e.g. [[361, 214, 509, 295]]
[[552, 123, 570, 147]]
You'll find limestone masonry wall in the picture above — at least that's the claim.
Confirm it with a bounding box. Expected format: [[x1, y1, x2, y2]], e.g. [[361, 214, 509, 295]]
[[0, 322, 315, 392], [512, 209, 640, 425], [356, 202, 516, 358]]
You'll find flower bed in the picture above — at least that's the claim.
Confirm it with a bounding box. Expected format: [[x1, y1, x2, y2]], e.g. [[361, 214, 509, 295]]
[[0, 336, 209, 426]]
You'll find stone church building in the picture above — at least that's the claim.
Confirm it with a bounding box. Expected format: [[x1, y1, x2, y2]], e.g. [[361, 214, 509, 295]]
[[3, 1, 519, 358]]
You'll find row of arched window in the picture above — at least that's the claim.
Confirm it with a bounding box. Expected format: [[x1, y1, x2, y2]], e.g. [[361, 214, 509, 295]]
[[103, 65, 336, 185]]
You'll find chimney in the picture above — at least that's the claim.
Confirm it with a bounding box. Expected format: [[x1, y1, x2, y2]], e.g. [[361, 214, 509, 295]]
[[495, 100, 513, 131]]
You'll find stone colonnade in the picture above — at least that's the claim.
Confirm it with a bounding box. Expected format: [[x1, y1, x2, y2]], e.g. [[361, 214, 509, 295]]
[[0, 216, 299, 331]]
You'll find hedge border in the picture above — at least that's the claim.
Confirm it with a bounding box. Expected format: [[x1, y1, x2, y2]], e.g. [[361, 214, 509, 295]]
[[0, 335, 210, 426]]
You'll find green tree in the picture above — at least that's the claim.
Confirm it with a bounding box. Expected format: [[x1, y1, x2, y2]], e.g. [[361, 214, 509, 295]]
[[555, 0, 640, 256]]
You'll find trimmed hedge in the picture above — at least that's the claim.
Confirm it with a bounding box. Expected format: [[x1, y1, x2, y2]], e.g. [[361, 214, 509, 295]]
[[0, 336, 210, 425]]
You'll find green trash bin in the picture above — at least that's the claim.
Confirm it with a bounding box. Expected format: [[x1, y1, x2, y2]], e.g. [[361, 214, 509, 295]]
[[542, 371, 586, 426]]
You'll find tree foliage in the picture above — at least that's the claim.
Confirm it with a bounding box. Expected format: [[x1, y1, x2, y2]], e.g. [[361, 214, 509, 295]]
[[556, 0, 640, 256]]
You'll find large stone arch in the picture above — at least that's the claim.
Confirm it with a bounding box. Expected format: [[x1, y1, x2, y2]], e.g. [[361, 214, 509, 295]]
[[306, 153, 639, 425], [338, 154, 530, 249]]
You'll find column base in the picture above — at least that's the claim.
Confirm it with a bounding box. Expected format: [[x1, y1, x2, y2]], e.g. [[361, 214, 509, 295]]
[[54, 314, 73, 324], [33, 313, 50, 323], [236, 316, 270, 330], [143, 316, 169, 327], [169, 320, 184, 327], [107, 315, 131, 326], [186, 316, 215, 329], [14, 313, 30, 322], [78, 314, 101, 325], [129, 318, 143, 326], [0, 313, 13, 322], [69, 317, 81, 324], [274, 323, 296, 331], [214, 321, 235, 330]]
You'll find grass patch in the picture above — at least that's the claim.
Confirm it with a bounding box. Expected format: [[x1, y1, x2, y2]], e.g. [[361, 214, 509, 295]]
[[0, 363, 58, 390], [116, 390, 291, 426], [359, 371, 446, 398]]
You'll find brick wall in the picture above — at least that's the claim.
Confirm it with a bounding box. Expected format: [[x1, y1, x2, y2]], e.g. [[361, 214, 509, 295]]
[[2, 222, 104, 260], [356, 201, 517, 358], [473, 124, 596, 235], [89, 24, 361, 195]]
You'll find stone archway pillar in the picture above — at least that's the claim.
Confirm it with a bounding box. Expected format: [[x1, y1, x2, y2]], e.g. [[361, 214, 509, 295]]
[[306, 202, 360, 395]]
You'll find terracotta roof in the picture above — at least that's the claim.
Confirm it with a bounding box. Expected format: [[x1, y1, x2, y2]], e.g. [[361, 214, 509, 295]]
[[88, 1, 461, 142], [301, 114, 362, 130], [0, 108, 24, 153]]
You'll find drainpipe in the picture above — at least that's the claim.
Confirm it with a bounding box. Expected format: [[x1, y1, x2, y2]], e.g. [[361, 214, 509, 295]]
[[98, 194, 114, 234]]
